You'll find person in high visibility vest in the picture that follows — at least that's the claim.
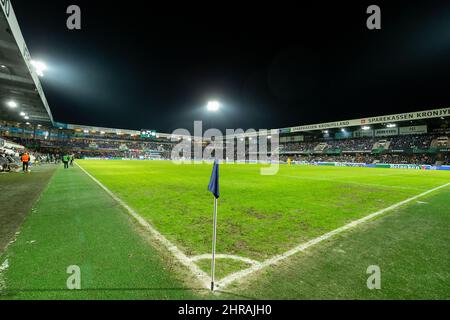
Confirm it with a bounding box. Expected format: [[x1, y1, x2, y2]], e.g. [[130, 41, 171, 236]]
[[287, 157, 292, 166], [21, 152, 31, 172], [62, 154, 70, 169]]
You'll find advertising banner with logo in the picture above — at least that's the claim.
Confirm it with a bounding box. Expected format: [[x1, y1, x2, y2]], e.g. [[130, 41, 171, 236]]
[[374, 128, 399, 137], [286, 108, 449, 133], [399, 125, 428, 135]]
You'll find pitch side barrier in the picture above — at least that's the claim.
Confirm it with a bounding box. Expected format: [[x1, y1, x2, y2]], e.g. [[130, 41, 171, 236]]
[[81, 157, 450, 171], [309, 161, 450, 171]]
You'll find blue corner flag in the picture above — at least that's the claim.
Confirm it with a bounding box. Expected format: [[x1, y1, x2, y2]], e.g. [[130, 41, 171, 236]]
[[208, 160, 220, 199]]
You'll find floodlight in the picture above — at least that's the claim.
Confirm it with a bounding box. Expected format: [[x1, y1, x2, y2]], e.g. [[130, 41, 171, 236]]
[[30, 60, 47, 77], [207, 101, 220, 112], [7, 101, 18, 108]]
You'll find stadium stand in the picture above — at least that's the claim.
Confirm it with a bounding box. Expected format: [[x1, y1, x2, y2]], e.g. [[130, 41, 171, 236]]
[[1, 106, 450, 167]]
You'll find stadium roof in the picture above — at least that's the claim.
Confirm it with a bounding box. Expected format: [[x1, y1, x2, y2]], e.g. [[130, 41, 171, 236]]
[[61, 107, 449, 141], [0, 2, 53, 126]]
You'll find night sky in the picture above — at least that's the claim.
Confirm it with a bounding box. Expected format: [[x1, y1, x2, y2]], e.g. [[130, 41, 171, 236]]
[[11, 1, 450, 133]]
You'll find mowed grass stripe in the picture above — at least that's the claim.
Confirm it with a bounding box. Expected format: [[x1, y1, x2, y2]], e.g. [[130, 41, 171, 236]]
[[235, 187, 450, 299], [77, 160, 450, 262], [0, 166, 197, 300]]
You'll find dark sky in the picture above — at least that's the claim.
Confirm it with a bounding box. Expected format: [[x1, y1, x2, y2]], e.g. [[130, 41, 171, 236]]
[[11, 1, 450, 133]]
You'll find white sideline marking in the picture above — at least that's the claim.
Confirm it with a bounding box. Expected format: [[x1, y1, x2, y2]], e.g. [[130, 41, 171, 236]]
[[216, 182, 450, 290], [0, 259, 9, 291], [0, 259, 8, 272], [75, 163, 211, 289], [190, 254, 260, 266]]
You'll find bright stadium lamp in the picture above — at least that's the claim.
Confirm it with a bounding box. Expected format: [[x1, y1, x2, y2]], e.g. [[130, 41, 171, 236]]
[[24, 116, 30, 120], [206, 101, 220, 112], [20, 112, 26, 116], [30, 60, 47, 77], [7, 100, 18, 108]]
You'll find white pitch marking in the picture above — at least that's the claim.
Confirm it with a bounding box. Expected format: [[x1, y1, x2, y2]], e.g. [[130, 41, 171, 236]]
[[216, 182, 450, 290], [0, 259, 9, 291], [76, 163, 211, 289], [190, 254, 260, 266], [0, 259, 8, 272]]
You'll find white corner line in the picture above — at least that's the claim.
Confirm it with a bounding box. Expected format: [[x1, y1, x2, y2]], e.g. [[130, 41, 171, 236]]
[[190, 254, 260, 266], [0, 259, 8, 273], [75, 163, 211, 289], [0, 259, 9, 291], [216, 181, 450, 290]]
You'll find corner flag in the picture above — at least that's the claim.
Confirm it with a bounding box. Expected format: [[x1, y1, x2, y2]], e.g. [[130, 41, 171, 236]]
[[208, 160, 220, 291], [208, 160, 220, 199]]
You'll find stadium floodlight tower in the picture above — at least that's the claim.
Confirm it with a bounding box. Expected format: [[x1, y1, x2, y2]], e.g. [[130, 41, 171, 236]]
[[206, 100, 221, 112]]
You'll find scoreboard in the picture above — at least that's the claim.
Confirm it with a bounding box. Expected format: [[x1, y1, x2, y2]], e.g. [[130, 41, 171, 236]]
[[141, 130, 157, 139]]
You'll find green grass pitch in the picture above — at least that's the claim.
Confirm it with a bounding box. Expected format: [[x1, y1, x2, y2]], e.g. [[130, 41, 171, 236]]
[[1, 160, 449, 299], [76, 161, 450, 280]]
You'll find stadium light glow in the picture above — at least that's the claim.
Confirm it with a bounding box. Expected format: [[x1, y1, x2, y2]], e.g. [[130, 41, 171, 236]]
[[386, 123, 397, 128], [20, 112, 26, 116], [7, 100, 18, 108], [30, 60, 47, 77], [341, 128, 346, 132], [24, 116, 29, 120], [362, 126, 371, 130], [206, 101, 220, 112]]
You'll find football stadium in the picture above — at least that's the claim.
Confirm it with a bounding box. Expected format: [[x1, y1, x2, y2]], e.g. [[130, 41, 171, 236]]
[[0, 1, 450, 306]]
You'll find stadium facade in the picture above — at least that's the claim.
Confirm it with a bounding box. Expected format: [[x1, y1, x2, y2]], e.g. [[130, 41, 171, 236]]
[[0, 2, 449, 168]]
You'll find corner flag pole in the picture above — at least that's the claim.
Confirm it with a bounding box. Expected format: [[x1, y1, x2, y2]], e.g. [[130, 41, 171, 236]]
[[211, 196, 218, 291], [207, 159, 220, 291]]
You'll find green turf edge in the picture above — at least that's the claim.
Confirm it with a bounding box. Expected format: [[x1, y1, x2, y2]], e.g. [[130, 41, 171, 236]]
[[0, 166, 212, 300]]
